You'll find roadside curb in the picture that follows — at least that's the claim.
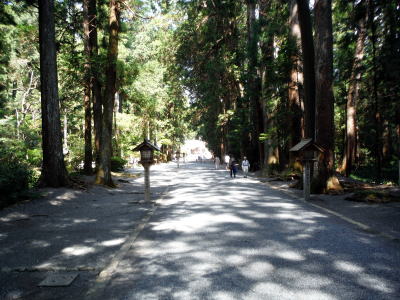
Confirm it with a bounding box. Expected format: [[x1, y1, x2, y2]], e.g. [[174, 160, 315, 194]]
[[85, 185, 172, 299], [262, 180, 399, 243]]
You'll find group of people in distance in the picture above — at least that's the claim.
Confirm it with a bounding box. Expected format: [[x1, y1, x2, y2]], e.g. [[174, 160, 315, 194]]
[[213, 155, 250, 178]]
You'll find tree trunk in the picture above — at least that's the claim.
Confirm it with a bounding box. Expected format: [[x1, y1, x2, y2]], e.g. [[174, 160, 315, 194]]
[[288, 0, 303, 164], [296, 0, 315, 140], [95, 0, 120, 186], [38, 0, 69, 187], [246, 0, 263, 169], [314, 0, 338, 192], [259, 0, 273, 172], [83, 0, 93, 175], [341, 4, 367, 177], [89, 0, 102, 170], [369, 0, 382, 181]]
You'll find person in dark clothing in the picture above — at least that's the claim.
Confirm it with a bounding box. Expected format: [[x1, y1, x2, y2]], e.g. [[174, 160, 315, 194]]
[[230, 158, 238, 178]]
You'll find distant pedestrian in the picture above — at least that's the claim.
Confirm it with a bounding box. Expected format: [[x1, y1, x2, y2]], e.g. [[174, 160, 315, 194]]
[[230, 157, 238, 178], [224, 154, 230, 169], [214, 156, 220, 169], [241, 156, 250, 178]]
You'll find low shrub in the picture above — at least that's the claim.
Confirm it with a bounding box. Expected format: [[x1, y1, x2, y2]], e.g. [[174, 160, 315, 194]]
[[111, 156, 127, 171], [26, 148, 42, 167], [0, 157, 37, 208]]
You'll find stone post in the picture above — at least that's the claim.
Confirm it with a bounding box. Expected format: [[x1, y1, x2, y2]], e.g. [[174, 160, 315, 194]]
[[304, 160, 311, 201], [143, 162, 150, 202]]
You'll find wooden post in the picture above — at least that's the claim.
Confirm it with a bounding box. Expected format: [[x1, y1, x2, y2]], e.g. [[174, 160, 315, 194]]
[[313, 160, 318, 178], [304, 160, 311, 201], [143, 163, 150, 202]]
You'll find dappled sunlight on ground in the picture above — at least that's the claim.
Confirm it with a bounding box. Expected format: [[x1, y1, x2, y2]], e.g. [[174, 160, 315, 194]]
[[96, 162, 400, 299], [0, 162, 399, 299]]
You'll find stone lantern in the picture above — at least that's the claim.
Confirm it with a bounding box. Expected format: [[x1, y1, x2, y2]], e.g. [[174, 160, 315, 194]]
[[133, 139, 160, 202], [290, 138, 324, 201]]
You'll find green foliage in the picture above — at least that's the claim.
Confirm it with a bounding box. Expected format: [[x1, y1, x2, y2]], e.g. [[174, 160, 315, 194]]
[[0, 142, 38, 207], [65, 133, 85, 172], [111, 156, 127, 172], [26, 148, 42, 168], [173, 0, 245, 158], [350, 165, 398, 185]]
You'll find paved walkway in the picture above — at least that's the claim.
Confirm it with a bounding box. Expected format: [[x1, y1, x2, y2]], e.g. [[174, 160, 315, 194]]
[[0, 162, 399, 299], [263, 180, 400, 242]]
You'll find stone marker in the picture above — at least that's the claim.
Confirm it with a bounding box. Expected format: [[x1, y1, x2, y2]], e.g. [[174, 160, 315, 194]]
[[38, 273, 78, 287]]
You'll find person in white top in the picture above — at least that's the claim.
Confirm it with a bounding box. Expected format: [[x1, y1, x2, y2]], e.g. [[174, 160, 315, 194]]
[[214, 156, 220, 169], [241, 156, 250, 178], [224, 154, 230, 169]]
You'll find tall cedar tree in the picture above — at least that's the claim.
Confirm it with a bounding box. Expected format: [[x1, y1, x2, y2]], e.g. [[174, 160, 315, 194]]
[[341, 1, 367, 176], [246, 0, 263, 168], [296, 0, 315, 139], [38, 0, 69, 187], [83, 0, 93, 174], [314, 0, 336, 191], [288, 0, 303, 155], [95, 0, 120, 186], [259, 0, 274, 170], [89, 0, 102, 169], [368, 0, 382, 180]]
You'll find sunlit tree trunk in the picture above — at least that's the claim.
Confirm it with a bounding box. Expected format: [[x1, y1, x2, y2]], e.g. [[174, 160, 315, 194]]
[[288, 0, 303, 164], [89, 0, 102, 170], [314, 0, 338, 192], [296, 0, 315, 140], [38, 0, 68, 187], [341, 4, 367, 176], [83, 0, 93, 175], [95, 0, 120, 186]]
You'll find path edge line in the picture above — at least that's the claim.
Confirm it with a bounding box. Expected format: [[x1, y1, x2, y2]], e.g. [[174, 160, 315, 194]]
[[85, 185, 171, 299], [263, 181, 399, 242]]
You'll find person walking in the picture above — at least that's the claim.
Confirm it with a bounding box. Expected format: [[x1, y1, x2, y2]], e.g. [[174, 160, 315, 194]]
[[214, 156, 220, 170], [230, 157, 238, 178], [241, 156, 250, 178], [224, 154, 230, 170]]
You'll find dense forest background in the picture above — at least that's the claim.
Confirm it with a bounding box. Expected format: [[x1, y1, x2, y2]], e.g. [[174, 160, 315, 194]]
[[0, 0, 399, 205]]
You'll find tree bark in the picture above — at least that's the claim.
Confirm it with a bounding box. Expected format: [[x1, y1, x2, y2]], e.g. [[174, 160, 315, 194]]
[[296, 0, 315, 140], [38, 0, 69, 187], [89, 0, 102, 170], [246, 0, 263, 169], [314, 0, 337, 192], [288, 0, 303, 162], [83, 0, 93, 175], [369, 0, 382, 181], [95, 0, 120, 186], [341, 4, 367, 176], [259, 0, 274, 172]]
